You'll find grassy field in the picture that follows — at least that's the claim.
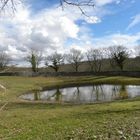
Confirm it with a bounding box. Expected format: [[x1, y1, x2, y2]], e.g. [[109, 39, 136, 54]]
[[0, 76, 140, 140]]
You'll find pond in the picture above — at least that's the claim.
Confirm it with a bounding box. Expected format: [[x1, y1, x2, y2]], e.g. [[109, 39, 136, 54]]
[[19, 84, 140, 104]]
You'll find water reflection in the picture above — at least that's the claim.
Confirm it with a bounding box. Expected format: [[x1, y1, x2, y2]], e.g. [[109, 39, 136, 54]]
[[20, 85, 140, 103], [34, 90, 40, 100], [51, 88, 62, 102], [118, 85, 128, 99]]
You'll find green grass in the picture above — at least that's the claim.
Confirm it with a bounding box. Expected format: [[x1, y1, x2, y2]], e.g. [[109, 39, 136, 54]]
[[0, 76, 140, 140]]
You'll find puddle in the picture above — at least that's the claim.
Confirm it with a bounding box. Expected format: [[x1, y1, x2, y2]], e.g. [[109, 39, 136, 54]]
[[19, 84, 140, 104]]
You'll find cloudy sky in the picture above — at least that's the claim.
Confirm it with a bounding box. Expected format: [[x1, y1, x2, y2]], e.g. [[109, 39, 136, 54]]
[[0, 0, 140, 66]]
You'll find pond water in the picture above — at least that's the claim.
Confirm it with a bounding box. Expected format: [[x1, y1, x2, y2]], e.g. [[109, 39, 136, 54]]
[[19, 85, 140, 104]]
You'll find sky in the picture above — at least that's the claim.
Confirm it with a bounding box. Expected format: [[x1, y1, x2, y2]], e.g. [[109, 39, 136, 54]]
[[0, 0, 140, 66]]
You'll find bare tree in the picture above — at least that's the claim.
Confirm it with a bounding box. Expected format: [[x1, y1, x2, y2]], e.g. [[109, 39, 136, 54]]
[[86, 49, 103, 72], [108, 46, 129, 71], [25, 49, 43, 72], [66, 48, 84, 72], [45, 52, 64, 72], [135, 46, 140, 57], [0, 51, 10, 71]]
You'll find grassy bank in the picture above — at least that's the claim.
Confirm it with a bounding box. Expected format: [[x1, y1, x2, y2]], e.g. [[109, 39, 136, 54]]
[[0, 76, 140, 139]]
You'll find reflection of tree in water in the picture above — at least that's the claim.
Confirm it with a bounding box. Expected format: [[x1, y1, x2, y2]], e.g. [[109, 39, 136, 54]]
[[55, 88, 62, 101], [118, 85, 128, 99], [49, 88, 62, 102], [33, 88, 62, 102], [111, 86, 119, 99], [33, 90, 40, 100], [72, 86, 106, 103], [48, 87, 81, 103], [71, 87, 80, 103], [92, 85, 105, 102]]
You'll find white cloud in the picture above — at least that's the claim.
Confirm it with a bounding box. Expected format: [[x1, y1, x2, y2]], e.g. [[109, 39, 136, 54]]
[[92, 33, 140, 48], [0, 6, 81, 64], [84, 16, 101, 24], [59, 17, 79, 38], [69, 33, 140, 55], [94, 0, 121, 6], [127, 14, 140, 30], [95, 0, 113, 6]]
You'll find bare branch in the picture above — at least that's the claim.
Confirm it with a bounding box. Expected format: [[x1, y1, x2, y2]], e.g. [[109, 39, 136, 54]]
[[0, 0, 20, 15], [61, 0, 94, 7], [60, 0, 94, 17]]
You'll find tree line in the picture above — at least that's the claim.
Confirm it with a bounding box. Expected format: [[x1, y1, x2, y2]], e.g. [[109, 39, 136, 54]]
[[0, 45, 140, 72]]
